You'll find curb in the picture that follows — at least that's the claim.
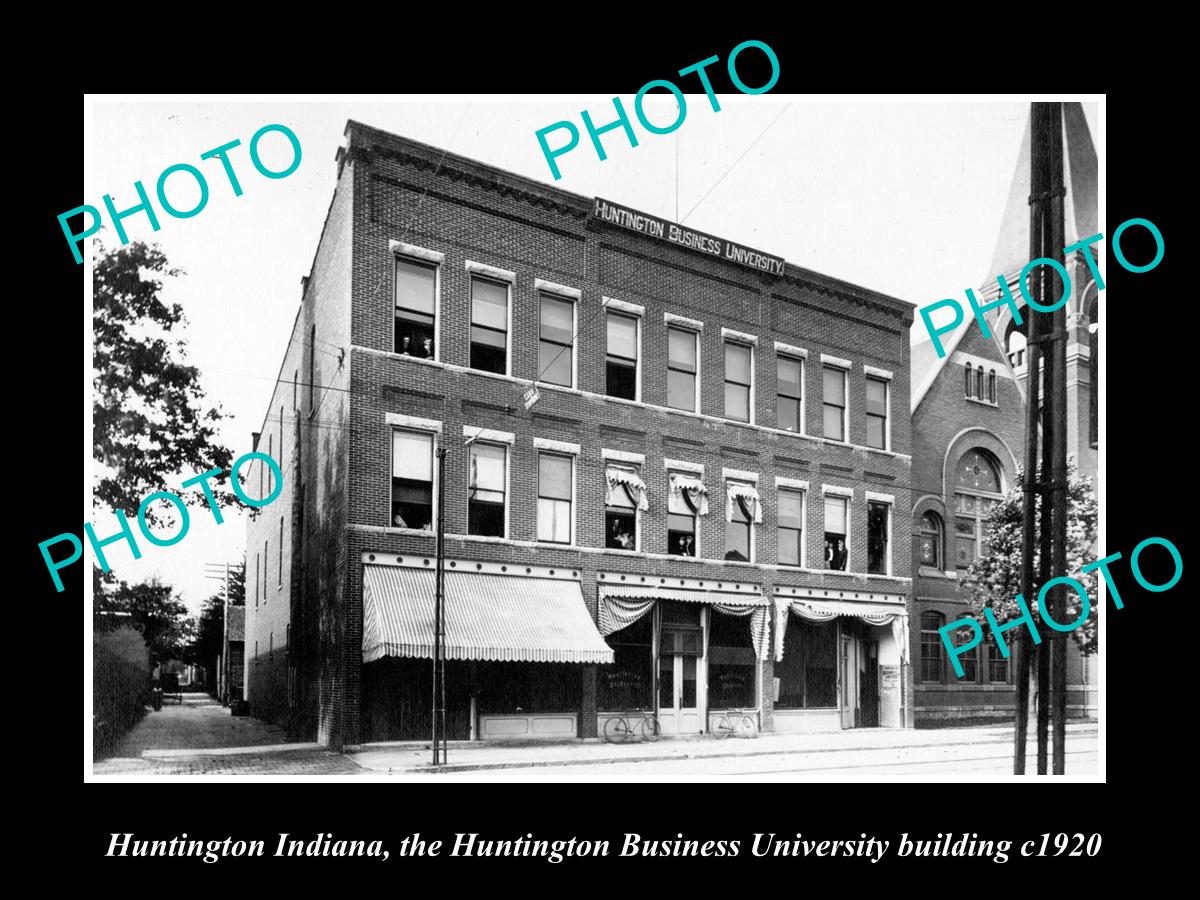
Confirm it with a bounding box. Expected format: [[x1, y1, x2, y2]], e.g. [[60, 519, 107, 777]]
[[369, 726, 1099, 774]]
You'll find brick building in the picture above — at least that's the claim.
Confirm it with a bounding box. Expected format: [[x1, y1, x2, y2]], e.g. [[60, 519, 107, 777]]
[[245, 121, 917, 750], [909, 102, 1098, 725]]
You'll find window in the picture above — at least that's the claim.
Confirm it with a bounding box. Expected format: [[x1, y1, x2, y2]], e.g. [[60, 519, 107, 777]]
[[598, 614, 653, 710], [391, 430, 434, 530], [777, 355, 803, 432], [264, 540, 268, 591], [395, 257, 437, 359], [468, 443, 507, 537], [708, 611, 756, 709], [724, 480, 757, 562], [605, 312, 638, 400], [777, 489, 805, 567], [536, 452, 572, 544], [469, 276, 508, 374], [959, 642, 978, 682], [867, 500, 889, 575], [292, 370, 298, 411], [965, 362, 973, 397], [278, 515, 284, 586], [776, 617, 836, 708], [822, 365, 847, 441], [954, 449, 1003, 571], [921, 612, 944, 682], [919, 511, 943, 569], [308, 326, 315, 411], [865, 376, 888, 450], [538, 294, 574, 387], [988, 642, 1009, 684], [823, 494, 848, 571], [605, 466, 641, 550], [255, 553, 260, 607], [668, 473, 701, 557], [724, 342, 752, 422], [667, 327, 698, 412], [988, 369, 997, 404], [975, 366, 985, 400]]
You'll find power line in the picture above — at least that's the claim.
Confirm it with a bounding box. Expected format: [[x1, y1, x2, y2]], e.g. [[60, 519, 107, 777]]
[[679, 105, 790, 225]]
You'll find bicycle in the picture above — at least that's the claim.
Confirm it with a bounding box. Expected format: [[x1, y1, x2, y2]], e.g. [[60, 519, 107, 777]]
[[712, 708, 759, 739], [603, 710, 661, 743]]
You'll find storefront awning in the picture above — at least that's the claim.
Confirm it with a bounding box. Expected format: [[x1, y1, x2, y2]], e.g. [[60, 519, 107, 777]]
[[363, 565, 614, 665], [598, 584, 770, 661], [773, 594, 909, 664]]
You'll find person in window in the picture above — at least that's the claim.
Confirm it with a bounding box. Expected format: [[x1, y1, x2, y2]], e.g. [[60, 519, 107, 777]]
[[831, 538, 847, 571], [421, 337, 433, 358], [394, 512, 408, 527], [401, 336, 412, 356], [611, 521, 634, 550], [824, 538, 835, 568], [677, 535, 695, 557]]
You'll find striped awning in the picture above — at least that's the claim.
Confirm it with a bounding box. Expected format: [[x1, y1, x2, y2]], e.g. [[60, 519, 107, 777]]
[[599, 584, 766, 608], [363, 566, 614, 665]]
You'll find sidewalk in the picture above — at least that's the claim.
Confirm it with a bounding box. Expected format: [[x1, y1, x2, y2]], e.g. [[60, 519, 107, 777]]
[[349, 721, 1098, 774]]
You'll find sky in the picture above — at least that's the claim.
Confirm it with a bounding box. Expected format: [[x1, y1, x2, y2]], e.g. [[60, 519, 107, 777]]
[[85, 96, 1099, 616]]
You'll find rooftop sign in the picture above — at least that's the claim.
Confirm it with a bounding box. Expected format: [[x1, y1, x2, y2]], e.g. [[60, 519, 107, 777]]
[[594, 198, 786, 277]]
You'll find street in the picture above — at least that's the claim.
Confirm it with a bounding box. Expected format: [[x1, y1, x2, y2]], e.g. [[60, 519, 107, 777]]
[[93, 693, 1098, 779]]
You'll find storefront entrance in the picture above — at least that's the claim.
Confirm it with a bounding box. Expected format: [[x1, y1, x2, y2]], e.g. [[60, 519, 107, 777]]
[[839, 620, 880, 729]]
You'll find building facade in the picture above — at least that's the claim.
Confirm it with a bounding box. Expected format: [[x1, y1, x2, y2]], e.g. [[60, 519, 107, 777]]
[[245, 121, 917, 750], [909, 102, 1098, 725]]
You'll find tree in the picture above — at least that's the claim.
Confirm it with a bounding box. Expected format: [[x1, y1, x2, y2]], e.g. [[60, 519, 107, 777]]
[[94, 572, 196, 664], [185, 563, 246, 694], [93, 240, 234, 520], [960, 457, 1099, 653]]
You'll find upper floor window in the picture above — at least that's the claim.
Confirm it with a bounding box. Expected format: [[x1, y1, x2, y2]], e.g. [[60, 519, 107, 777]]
[[988, 642, 1010, 683], [724, 342, 753, 422], [538, 294, 575, 387], [988, 369, 997, 404], [395, 258, 437, 359], [920, 612, 944, 682], [469, 276, 508, 375], [668, 472, 707, 557], [822, 366, 847, 441], [954, 448, 1003, 570], [959, 642, 979, 682], [605, 465, 646, 550], [964, 362, 973, 397], [777, 356, 803, 433], [865, 376, 888, 449], [918, 511, 943, 570], [391, 429, 434, 531], [667, 327, 698, 412], [823, 494, 849, 571], [975, 366, 985, 400], [866, 500, 890, 575], [606, 312, 638, 400], [777, 488, 805, 567], [468, 442, 506, 537], [724, 480, 760, 562], [537, 453, 573, 544]]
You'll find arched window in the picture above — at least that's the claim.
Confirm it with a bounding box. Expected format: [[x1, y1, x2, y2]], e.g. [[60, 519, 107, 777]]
[[953, 448, 1004, 571], [975, 366, 985, 400], [964, 362, 973, 397], [1087, 290, 1098, 448], [920, 612, 944, 683], [918, 511, 943, 570], [988, 369, 997, 403], [1006, 326, 1028, 371]]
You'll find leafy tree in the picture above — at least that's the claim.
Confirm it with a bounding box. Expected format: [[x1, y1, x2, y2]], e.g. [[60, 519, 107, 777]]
[[960, 458, 1099, 653], [94, 572, 196, 664], [185, 563, 246, 693], [93, 240, 234, 521]]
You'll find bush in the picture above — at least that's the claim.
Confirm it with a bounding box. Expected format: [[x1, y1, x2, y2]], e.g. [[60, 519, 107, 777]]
[[93, 644, 149, 758]]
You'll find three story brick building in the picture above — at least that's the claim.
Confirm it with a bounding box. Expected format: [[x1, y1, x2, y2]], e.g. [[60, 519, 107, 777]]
[[245, 121, 917, 750]]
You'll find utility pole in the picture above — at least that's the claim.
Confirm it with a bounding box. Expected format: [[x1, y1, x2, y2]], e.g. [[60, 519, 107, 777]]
[[204, 561, 233, 702], [432, 446, 448, 766], [1023, 101, 1068, 775], [1045, 102, 1070, 776]]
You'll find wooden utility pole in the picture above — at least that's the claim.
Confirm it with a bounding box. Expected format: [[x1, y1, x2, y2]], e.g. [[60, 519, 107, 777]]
[[1046, 102, 1070, 776], [432, 446, 449, 766]]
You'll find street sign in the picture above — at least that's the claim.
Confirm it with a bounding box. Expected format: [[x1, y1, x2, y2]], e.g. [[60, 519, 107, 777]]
[[523, 385, 540, 410]]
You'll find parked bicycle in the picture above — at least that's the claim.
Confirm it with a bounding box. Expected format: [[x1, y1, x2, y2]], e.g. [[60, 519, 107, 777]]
[[712, 708, 759, 739], [603, 710, 661, 743]]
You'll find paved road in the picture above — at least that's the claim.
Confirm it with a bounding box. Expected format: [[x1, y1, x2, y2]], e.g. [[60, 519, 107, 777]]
[[93, 694, 363, 776], [392, 733, 1099, 781]]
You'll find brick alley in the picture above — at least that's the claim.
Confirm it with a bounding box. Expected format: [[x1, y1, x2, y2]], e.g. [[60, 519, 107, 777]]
[[93, 694, 364, 776]]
